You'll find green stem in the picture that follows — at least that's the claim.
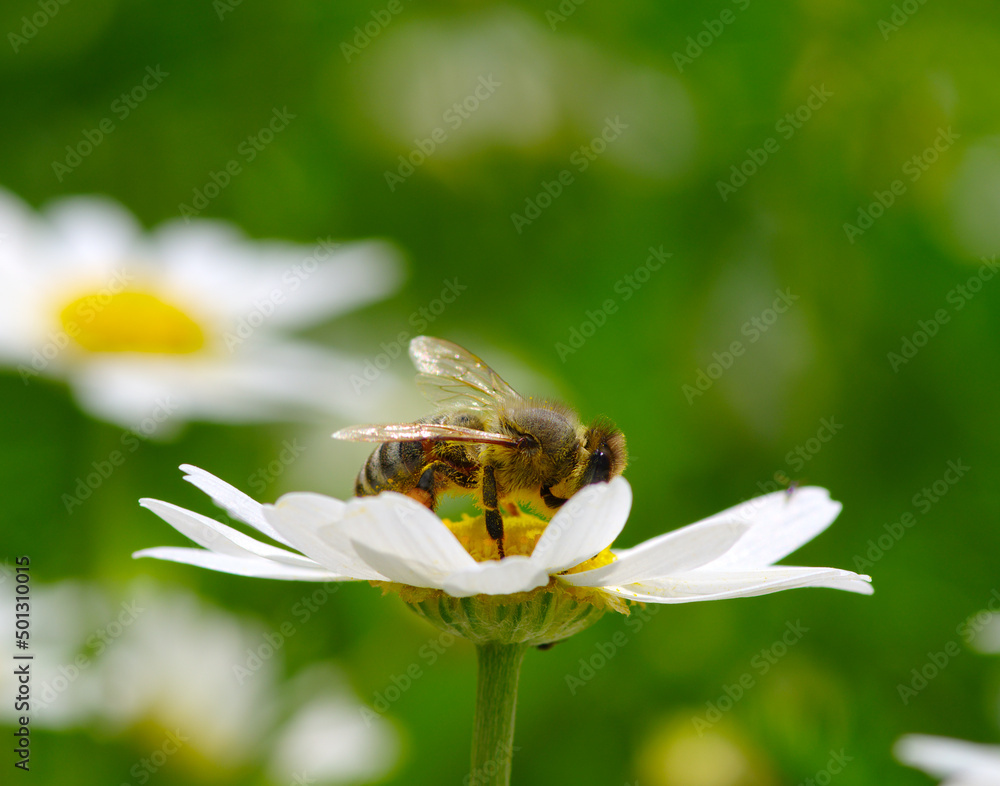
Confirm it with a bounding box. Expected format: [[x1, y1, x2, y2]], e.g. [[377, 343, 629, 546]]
[[470, 642, 527, 786]]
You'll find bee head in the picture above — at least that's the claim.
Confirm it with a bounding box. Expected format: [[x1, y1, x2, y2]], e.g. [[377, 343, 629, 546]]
[[579, 418, 627, 486]]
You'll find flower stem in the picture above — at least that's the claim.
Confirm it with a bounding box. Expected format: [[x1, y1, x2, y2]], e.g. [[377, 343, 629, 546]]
[[470, 642, 526, 786]]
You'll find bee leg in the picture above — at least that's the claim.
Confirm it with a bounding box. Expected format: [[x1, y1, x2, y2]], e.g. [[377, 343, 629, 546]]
[[405, 461, 477, 510], [540, 484, 568, 510], [481, 464, 505, 559], [406, 465, 438, 510]]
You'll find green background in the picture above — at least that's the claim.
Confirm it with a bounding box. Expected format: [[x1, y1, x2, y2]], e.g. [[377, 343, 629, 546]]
[[2, 0, 999, 784]]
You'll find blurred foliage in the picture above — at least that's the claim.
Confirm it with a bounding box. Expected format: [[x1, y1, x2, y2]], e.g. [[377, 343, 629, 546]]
[[2, 0, 1000, 784]]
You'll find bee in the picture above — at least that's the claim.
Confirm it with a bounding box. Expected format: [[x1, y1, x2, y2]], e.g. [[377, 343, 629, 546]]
[[332, 336, 627, 558]]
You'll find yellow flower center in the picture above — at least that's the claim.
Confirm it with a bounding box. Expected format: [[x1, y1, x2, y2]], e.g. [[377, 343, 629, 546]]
[[59, 290, 206, 354], [441, 511, 617, 572]]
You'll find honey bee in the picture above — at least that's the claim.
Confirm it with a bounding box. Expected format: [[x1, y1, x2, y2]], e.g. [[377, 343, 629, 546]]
[[332, 336, 627, 558]]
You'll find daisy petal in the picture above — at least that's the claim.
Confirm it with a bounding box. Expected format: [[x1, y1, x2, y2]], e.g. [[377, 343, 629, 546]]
[[600, 566, 873, 603], [263, 493, 389, 581], [180, 464, 293, 547], [247, 240, 403, 329], [45, 196, 142, 267], [139, 498, 318, 568], [342, 493, 478, 586], [133, 547, 344, 581], [560, 517, 750, 587], [695, 487, 843, 568], [895, 734, 1000, 778], [442, 556, 551, 597], [530, 478, 632, 573]]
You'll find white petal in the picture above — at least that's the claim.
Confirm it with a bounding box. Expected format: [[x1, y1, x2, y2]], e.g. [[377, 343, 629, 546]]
[[133, 547, 345, 581], [43, 195, 143, 269], [342, 493, 478, 586], [895, 735, 1000, 778], [237, 240, 404, 329], [442, 556, 551, 597], [263, 493, 390, 581], [599, 566, 873, 603], [139, 498, 318, 568], [529, 477, 632, 573], [0, 187, 37, 265], [348, 543, 446, 589], [71, 342, 386, 435], [560, 516, 750, 587], [179, 464, 293, 546], [350, 546, 547, 597], [695, 487, 843, 568], [152, 221, 402, 328]]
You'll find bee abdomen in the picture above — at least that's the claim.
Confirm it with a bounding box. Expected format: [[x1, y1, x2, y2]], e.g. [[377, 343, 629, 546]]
[[355, 440, 425, 497]]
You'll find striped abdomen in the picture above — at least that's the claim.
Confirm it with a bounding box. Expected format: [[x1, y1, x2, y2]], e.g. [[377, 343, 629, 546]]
[[355, 440, 426, 497]]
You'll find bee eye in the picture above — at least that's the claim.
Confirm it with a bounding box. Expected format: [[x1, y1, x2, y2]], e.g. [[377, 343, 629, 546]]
[[515, 433, 539, 451], [581, 447, 613, 486]]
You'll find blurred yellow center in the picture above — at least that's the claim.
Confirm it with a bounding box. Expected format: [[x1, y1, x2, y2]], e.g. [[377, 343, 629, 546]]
[[59, 291, 206, 354], [443, 511, 616, 571]]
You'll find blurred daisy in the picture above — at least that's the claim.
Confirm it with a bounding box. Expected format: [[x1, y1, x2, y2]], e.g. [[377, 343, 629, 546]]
[[0, 577, 109, 729], [963, 607, 1000, 654], [353, 6, 696, 180], [896, 734, 1000, 785], [96, 584, 279, 765], [268, 664, 399, 784], [0, 188, 403, 434], [634, 717, 774, 786], [949, 138, 1000, 258], [2, 577, 398, 777], [135, 465, 871, 611]]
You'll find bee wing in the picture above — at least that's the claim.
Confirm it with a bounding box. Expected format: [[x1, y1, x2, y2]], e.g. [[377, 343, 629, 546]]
[[410, 336, 523, 410], [331, 422, 520, 446]]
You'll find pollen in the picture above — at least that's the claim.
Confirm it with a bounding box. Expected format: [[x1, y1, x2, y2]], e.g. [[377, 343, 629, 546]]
[[563, 546, 616, 574], [59, 290, 206, 354], [442, 512, 549, 561], [441, 512, 617, 572]]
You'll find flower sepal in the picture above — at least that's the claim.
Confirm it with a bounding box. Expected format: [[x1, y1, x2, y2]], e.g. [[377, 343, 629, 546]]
[[402, 585, 608, 647]]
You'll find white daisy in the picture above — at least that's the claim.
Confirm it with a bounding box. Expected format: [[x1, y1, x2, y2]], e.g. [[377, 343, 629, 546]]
[[267, 664, 400, 785], [135, 465, 872, 612], [1, 577, 399, 776], [357, 7, 695, 180], [962, 608, 1000, 654], [0, 187, 403, 433], [896, 734, 1000, 786], [94, 582, 277, 765]]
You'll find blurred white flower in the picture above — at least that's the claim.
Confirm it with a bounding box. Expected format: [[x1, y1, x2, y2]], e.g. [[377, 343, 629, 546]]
[[1, 577, 399, 777], [136, 465, 872, 604], [268, 664, 399, 784], [0, 577, 108, 729], [896, 734, 1000, 785], [949, 137, 1000, 258], [361, 9, 560, 159], [635, 718, 768, 786], [1, 579, 275, 762], [961, 606, 1000, 654], [95, 583, 277, 764], [0, 187, 404, 434], [354, 6, 696, 180]]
